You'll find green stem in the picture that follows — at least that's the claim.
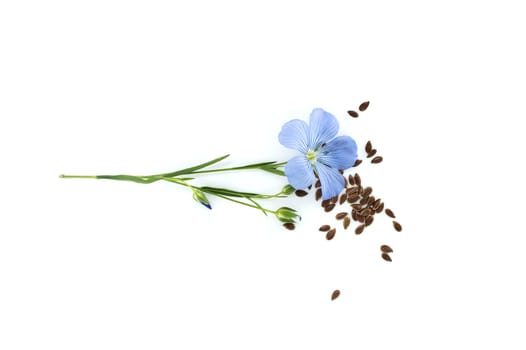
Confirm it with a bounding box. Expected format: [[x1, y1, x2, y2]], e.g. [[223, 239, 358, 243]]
[[210, 193, 276, 214], [59, 175, 97, 179]]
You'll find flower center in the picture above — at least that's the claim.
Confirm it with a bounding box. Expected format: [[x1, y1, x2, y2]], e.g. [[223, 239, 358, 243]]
[[306, 150, 317, 163]]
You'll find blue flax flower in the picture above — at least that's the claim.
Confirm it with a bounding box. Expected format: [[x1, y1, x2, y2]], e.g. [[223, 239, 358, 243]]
[[279, 108, 357, 200]]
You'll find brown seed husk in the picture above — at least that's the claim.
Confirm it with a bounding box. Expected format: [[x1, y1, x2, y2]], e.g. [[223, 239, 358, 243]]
[[315, 180, 321, 188], [295, 189, 308, 197], [339, 193, 348, 205], [365, 141, 372, 153], [359, 101, 370, 111], [326, 228, 336, 240], [331, 289, 341, 300], [366, 149, 377, 158], [324, 204, 335, 212], [347, 110, 359, 118], [335, 212, 348, 220], [393, 221, 402, 232], [283, 223, 295, 230], [365, 215, 374, 226], [381, 245, 393, 253], [385, 208, 396, 218], [343, 216, 351, 229], [315, 188, 322, 201], [363, 186, 373, 197], [375, 202, 384, 213], [355, 224, 365, 235], [381, 253, 392, 262], [353, 159, 362, 167], [319, 225, 331, 232], [354, 173, 361, 187], [371, 156, 383, 164]]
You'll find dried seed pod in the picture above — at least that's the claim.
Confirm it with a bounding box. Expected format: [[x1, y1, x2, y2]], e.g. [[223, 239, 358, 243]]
[[365, 141, 372, 153], [283, 223, 296, 230], [339, 193, 348, 205], [324, 204, 335, 212], [315, 180, 321, 188], [362, 186, 373, 197], [331, 289, 341, 300], [343, 216, 351, 229], [381, 253, 392, 262], [355, 224, 365, 235], [380, 245, 393, 253], [354, 173, 361, 187], [371, 156, 383, 164], [393, 221, 402, 232], [365, 215, 374, 226], [319, 225, 331, 232], [326, 228, 336, 240], [295, 190, 308, 197], [375, 202, 384, 213], [366, 149, 377, 158], [347, 110, 359, 118], [353, 159, 362, 167], [335, 212, 348, 220], [315, 188, 322, 201], [359, 101, 370, 111], [385, 208, 396, 218]]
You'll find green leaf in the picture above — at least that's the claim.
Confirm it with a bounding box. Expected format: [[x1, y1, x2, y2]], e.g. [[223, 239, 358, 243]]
[[160, 154, 230, 177]]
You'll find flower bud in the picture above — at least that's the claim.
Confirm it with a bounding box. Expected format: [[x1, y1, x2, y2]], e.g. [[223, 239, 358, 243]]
[[192, 189, 212, 209], [280, 184, 296, 195], [274, 206, 301, 223]]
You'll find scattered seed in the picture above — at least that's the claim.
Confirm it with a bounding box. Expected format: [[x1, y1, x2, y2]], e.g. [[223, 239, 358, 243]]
[[324, 204, 335, 212], [330, 196, 338, 204], [351, 211, 358, 221], [315, 188, 322, 201], [335, 212, 348, 220], [381, 253, 392, 262], [319, 225, 331, 232], [295, 190, 308, 197], [354, 173, 361, 187], [347, 110, 359, 118], [359, 101, 370, 111], [381, 245, 393, 253], [343, 216, 351, 229], [351, 204, 362, 211], [348, 195, 359, 203], [385, 208, 396, 218], [321, 199, 330, 207], [365, 215, 374, 226], [326, 228, 336, 240], [355, 224, 365, 235], [283, 223, 295, 230], [365, 141, 372, 153], [393, 221, 402, 232], [363, 186, 373, 197], [372, 199, 382, 210], [359, 196, 369, 205], [315, 180, 321, 188], [371, 156, 383, 164], [348, 174, 355, 186], [366, 149, 377, 158], [339, 193, 348, 205], [331, 289, 341, 300], [353, 159, 362, 167], [367, 196, 375, 206], [375, 202, 384, 213], [360, 208, 372, 217], [343, 176, 348, 188]]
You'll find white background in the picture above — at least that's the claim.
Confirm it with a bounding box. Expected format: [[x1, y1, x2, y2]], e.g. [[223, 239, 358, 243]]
[[1, 1, 525, 349]]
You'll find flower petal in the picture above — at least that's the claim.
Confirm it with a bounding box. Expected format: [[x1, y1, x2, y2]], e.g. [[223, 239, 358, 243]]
[[317, 136, 358, 170], [284, 156, 315, 189], [315, 161, 345, 200], [278, 119, 310, 154], [308, 108, 339, 149]]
